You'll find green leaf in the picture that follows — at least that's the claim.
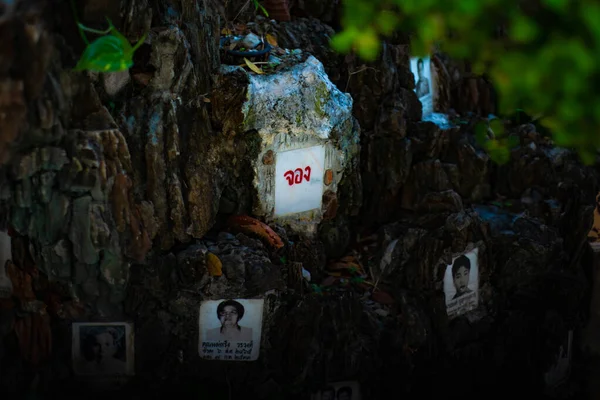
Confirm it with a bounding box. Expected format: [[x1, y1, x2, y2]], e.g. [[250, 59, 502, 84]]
[[355, 27, 381, 60], [74, 19, 146, 73], [489, 145, 511, 165], [489, 118, 505, 137], [252, 0, 269, 17], [509, 15, 539, 43], [330, 27, 359, 53], [74, 35, 132, 72], [579, 149, 596, 165], [377, 10, 399, 35], [418, 14, 444, 44], [553, 129, 570, 146]]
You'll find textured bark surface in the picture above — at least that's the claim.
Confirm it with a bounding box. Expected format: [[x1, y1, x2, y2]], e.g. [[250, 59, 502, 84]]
[[0, 0, 598, 399]]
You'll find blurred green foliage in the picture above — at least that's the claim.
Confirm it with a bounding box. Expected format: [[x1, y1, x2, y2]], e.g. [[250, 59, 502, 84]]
[[331, 0, 600, 164], [475, 117, 520, 164], [253, 0, 269, 17]]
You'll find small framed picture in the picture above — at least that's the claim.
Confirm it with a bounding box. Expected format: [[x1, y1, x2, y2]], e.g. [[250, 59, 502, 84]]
[[311, 381, 362, 400], [72, 322, 134, 376], [410, 56, 435, 117], [198, 298, 264, 361], [443, 247, 480, 318]]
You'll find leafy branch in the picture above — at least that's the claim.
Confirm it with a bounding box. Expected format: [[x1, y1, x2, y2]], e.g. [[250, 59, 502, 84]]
[[332, 0, 600, 164], [252, 0, 269, 17], [70, 0, 147, 72]]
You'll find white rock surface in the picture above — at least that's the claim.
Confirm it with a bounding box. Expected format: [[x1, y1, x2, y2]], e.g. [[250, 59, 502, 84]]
[[241, 33, 262, 49], [103, 70, 131, 97], [220, 56, 360, 236]]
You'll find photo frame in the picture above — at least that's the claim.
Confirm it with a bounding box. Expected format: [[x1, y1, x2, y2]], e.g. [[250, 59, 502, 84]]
[[410, 56, 435, 118], [72, 322, 135, 376], [443, 247, 479, 318], [198, 298, 265, 361]]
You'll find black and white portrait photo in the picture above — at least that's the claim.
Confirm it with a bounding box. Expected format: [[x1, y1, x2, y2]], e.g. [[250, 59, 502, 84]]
[[198, 298, 264, 361], [410, 56, 434, 117], [72, 322, 134, 376], [443, 247, 479, 318], [311, 381, 362, 400]]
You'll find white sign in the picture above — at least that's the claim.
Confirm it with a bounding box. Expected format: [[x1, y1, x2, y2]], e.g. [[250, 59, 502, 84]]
[[410, 56, 434, 117], [274, 145, 325, 216], [443, 247, 479, 318], [198, 298, 264, 361]]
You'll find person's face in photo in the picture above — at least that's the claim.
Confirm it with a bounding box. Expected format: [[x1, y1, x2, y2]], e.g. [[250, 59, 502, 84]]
[[417, 60, 424, 78], [92, 332, 117, 361], [453, 266, 470, 295], [219, 305, 239, 328]]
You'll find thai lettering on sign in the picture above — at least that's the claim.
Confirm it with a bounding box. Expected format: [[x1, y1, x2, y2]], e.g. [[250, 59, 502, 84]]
[[274, 145, 325, 216]]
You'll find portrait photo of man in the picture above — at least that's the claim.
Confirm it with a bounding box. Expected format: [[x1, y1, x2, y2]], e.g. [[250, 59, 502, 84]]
[[415, 57, 431, 98], [410, 56, 434, 117], [451, 254, 473, 300], [443, 247, 480, 318]]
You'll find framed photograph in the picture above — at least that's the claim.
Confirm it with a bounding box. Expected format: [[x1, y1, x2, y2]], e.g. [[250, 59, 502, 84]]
[[198, 298, 264, 361], [311, 381, 362, 400], [410, 56, 434, 117], [443, 247, 479, 318], [72, 322, 134, 376]]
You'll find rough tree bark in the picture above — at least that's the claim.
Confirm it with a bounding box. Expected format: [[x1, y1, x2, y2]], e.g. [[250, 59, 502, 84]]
[[0, 0, 598, 399]]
